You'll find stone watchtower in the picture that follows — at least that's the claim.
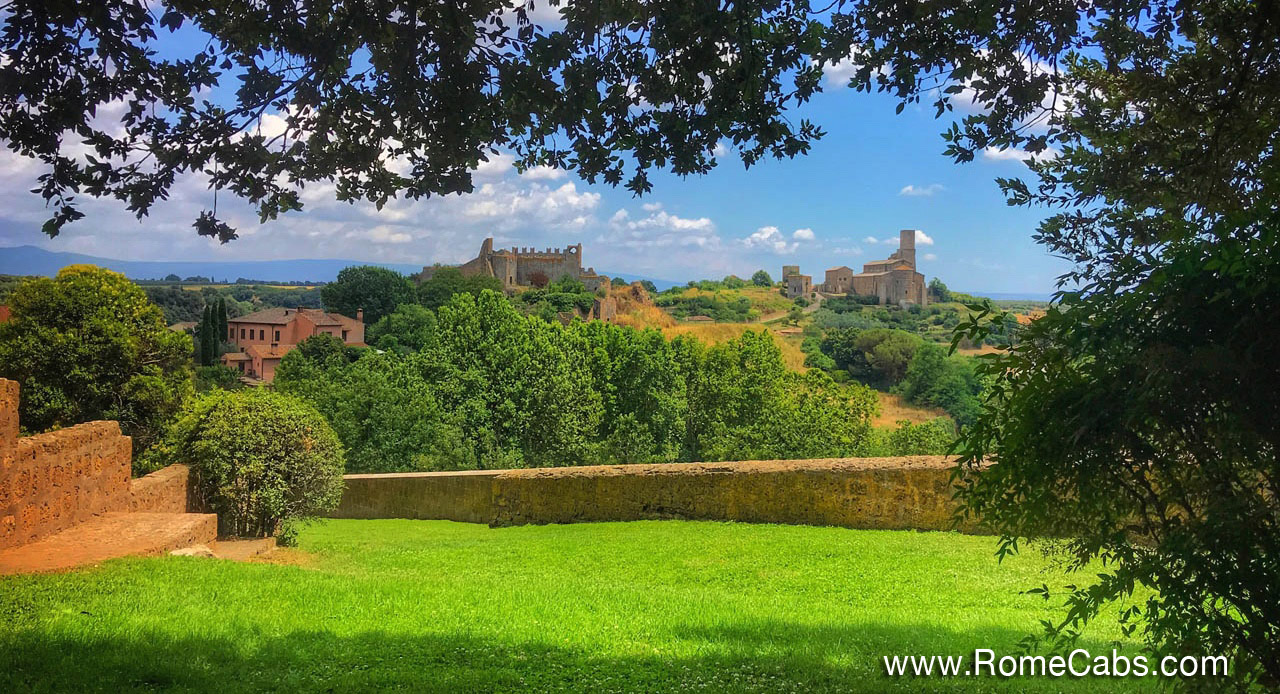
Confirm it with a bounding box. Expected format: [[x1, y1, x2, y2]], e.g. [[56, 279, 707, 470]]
[[896, 229, 916, 267]]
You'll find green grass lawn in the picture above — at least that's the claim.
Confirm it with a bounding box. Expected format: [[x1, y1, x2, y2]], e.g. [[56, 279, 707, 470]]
[[0, 520, 1153, 693]]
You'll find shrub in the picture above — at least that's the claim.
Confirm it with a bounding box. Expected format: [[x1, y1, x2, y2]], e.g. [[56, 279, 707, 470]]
[[147, 389, 345, 538], [194, 364, 243, 392]]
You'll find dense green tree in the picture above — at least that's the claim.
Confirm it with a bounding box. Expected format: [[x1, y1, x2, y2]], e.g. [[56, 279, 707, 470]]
[[276, 349, 468, 473], [820, 328, 923, 388], [320, 266, 414, 325], [573, 321, 686, 465], [751, 270, 773, 287], [419, 291, 602, 468], [366, 303, 437, 353], [0, 266, 192, 454], [198, 304, 218, 366], [294, 333, 359, 364], [927, 279, 952, 304], [896, 343, 984, 426], [417, 266, 504, 310], [143, 285, 206, 324], [214, 298, 228, 345], [676, 330, 876, 461]]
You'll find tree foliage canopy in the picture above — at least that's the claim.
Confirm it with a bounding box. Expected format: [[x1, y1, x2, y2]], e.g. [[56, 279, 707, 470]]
[[320, 265, 414, 325], [0, 265, 192, 452]]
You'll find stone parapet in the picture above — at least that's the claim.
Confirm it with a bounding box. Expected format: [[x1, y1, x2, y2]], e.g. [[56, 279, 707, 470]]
[[332, 457, 983, 533], [0, 416, 132, 550]]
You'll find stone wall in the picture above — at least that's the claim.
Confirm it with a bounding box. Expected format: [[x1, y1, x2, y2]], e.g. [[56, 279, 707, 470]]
[[333, 457, 983, 533], [336, 470, 502, 523], [0, 378, 198, 550], [128, 464, 199, 514], [0, 412, 133, 550]]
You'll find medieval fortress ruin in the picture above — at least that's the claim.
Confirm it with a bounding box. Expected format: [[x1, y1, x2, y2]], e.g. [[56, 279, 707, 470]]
[[783, 229, 929, 306], [422, 238, 611, 293], [421, 238, 617, 321]]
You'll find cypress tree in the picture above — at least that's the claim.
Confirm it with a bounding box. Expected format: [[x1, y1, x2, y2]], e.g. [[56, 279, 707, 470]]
[[203, 304, 221, 366], [215, 298, 228, 347]]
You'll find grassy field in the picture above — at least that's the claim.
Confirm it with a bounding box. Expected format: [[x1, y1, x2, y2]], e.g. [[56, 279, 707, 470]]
[[872, 392, 947, 427], [0, 520, 1153, 693]]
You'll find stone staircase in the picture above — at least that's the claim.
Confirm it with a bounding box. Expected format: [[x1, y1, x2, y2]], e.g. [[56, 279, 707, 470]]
[[0, 511, 217, 574], [0, 379, 221, 575]]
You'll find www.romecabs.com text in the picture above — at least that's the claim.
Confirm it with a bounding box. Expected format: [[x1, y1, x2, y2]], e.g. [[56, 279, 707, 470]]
[[884, 649, 1229, 679]]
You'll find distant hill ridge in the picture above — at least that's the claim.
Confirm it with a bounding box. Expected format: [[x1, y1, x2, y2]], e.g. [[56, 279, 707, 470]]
[[0, 245, 677, 288]]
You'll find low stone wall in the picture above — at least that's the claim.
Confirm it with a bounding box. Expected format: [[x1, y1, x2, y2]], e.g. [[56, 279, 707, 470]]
[[333, 457, 981, 533], [129, 464, 199, 514], [0, 418, 133, 550], [335, 470, 502, 524]]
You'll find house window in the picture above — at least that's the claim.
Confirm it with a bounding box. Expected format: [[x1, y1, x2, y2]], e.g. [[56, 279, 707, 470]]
[[259, 329, 265, 340], [228, 327, 234, 339], [240, 328, 245, 339], [274, 330, 280, 341], [341, 330, 348, 341]]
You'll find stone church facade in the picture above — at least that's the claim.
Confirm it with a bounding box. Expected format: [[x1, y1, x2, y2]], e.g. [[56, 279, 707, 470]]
[[784, 230, 928, 306], [830, 229, 928, 305]]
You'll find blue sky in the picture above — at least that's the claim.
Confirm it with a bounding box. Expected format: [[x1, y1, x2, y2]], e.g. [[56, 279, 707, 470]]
[[0, 38, 1069, 296]]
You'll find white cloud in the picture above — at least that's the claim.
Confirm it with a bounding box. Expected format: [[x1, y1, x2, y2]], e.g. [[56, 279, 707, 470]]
[[641, 202, 664, 212], [982, 146, 1061, 163], [913, 230, 935, 246], [519, 165, 567, 181], [922, 253, 938, 261], [831, 247, 864, 256], [792, 228, 815, 241], [898, 184, 944, 197], [862, 236, 879, 244], [603, 207, 719, 250], [350, 226, 412, 244], [820, 47, 888, 88], [741, 226, 797, 255]]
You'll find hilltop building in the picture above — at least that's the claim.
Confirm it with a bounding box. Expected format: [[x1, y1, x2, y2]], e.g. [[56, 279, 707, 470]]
[[784, 272, 812, 299], [829, 229, 927, 305], [421, 238, 610, 292], [220, 307, 365, 382], [784, 230, 929, 306]]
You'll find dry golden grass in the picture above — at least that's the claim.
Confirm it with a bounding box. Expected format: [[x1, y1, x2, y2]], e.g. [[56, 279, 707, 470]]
[[954, 344, 1004, 356], [660, 323, 808, 371], [872, 392, 947, 428], [613, 304, 677, 330]]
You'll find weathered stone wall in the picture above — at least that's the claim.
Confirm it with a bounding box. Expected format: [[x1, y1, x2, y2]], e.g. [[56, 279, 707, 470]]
[[0, 379, 200, 552], [332, 457, 983, 533], [334, 470, 502, 523], [0, 413, 133, 550], [129, 464, 199, 514]]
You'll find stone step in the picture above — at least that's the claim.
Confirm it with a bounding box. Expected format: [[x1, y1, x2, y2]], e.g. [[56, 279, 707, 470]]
[[0, 512, 218, 575]]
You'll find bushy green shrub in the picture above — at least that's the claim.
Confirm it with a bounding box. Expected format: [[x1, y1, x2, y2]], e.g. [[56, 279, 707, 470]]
[[861, 418, 956, 456], [194, 364, 243, 392], [147, 389, 345, 538]]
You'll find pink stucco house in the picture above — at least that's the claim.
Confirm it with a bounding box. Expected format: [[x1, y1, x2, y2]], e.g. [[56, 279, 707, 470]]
[[221, 307, 365, 382]]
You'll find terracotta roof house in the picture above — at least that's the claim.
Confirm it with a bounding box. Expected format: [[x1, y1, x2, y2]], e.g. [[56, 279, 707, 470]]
[[221, 307, 365, 382], [0, 305, 10, 323]]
